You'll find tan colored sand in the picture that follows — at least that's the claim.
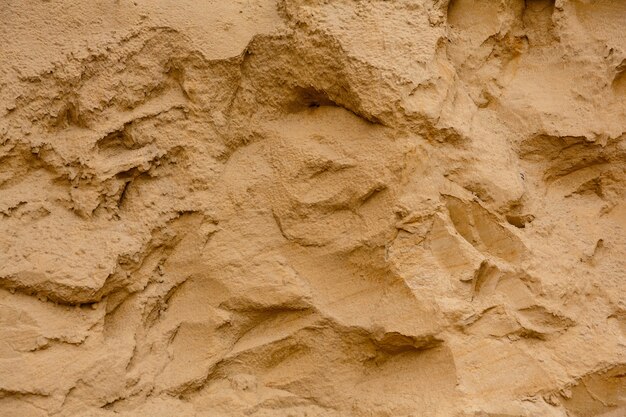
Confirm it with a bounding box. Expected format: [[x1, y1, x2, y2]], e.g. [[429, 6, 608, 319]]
[[0, 1, 625, 416]]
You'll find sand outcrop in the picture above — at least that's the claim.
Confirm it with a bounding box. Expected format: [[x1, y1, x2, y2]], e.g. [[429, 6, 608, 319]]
[[0, 1, 625, 416]]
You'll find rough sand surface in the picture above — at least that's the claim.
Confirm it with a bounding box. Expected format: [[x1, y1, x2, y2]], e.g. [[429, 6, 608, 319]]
[[0, 1, 625, 416]]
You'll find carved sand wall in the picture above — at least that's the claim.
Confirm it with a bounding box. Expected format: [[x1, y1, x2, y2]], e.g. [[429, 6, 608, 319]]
[[0, 1, 624, 416]]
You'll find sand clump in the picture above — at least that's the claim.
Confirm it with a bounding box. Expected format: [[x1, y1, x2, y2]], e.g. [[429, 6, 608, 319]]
[[0, 1, 625, 416]]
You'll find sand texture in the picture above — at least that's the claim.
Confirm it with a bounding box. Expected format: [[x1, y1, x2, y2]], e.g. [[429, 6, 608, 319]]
[[0, 1, 625, 416]]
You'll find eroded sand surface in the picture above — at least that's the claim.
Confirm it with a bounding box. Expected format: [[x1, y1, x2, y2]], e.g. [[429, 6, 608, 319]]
[[0, 1, 625, 416]]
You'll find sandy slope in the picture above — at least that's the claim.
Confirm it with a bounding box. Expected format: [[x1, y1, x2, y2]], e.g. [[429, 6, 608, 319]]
[[0, 1, 625, 416]]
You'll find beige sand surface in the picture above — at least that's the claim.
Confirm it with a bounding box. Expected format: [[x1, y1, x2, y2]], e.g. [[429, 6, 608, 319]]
[[0, 1, 625, 416]]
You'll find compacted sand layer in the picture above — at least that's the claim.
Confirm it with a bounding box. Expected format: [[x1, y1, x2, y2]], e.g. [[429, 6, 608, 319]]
[[0, 1, 625, 416]]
